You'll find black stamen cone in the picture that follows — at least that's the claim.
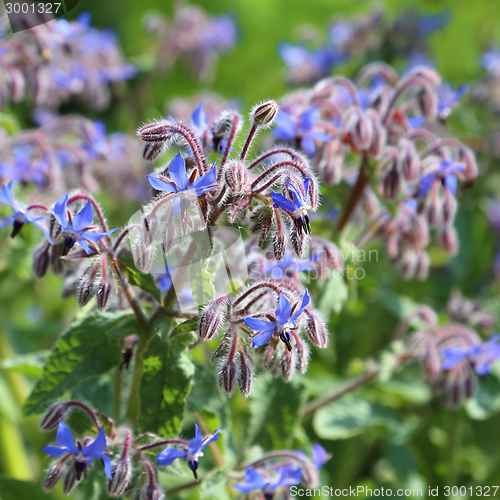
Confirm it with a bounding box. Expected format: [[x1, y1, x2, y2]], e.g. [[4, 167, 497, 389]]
[[74, 461, 86, 481], [10, 220, 23, 238], [188, 460, 199, 481], [62, 236, 75, 256], [280, 332, 293, 352]]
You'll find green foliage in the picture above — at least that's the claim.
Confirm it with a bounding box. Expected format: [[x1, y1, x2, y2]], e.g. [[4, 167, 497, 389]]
[[0, 479, 52, 500], [138, 330, 196, 436], [118, 251, 162, 303], [23, 310, 138, 416]]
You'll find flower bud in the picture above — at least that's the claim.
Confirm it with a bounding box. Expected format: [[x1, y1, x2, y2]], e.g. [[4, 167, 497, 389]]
[[305, 311, 328, 348], [459, 146, 478, 182], [440, 225, 458, 255], [300, 461, 320, 489], [290, 227, 306, 257], [44, 460, 67, 491], [417, 88, 438, 121], [281, 349, 296, 381], [368, 118, 387, 158], [108, 459, 133, 496], [219, 359, 237, 396], [199, 297, 228, 340], [212, 111, 242, 153], [63, 467, 78, 495], [383, 168, 400, 201], [401, 250, 418, 279], [295, 337, 310, 374], [143, 141, 167, 161], [40, 403, 69, 431], [252, 100, 279, 127], [273, 231, 286, 262], [415, 251, 430, 280], [132, 242, 156, 273], [343, 109, 373, 151], [238, 362, 253, 397], [96, 279, 112, 310], [442, 190, 457, 224], [407, 66, 442, 88], [33, 242, 50, 279], [398, 139, 420, 182], [136, 484, 164, 500], [224, 160, 248, 193]]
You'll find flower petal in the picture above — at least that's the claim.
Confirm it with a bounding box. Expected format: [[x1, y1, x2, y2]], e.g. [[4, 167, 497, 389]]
[[168, 152, 190, 191], [95, 453, 113, 480], [444, 174, 458, 196], [41, 445, 68, 458], [72, 200, 94, 233], [251, 330, 274, 348], [244, 317, 277, 332], [201, 428, 222, 451], [271, 191, 296, 213], [157, 447, 187, 466], [55, 421, 78, 455], [191, 101, 207, 130], [188, 423, 204, 455], [275, 294, 292, 325], [147, 174, 177, 193], [419, 173, 435, 198], [193, 162, 217, 194], [299, 107, 319, 131], [53, 193, 70, 231], [290, 289, 310, 321], [0, 182, 15, 208], [233, 467, 267, 493], [83, 426, 107, 457], [301, 136, 316, 157]]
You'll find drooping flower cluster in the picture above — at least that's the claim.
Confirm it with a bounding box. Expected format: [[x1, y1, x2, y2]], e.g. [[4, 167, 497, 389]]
[[0, 12, 135, 110], [272, 60, 476, 279], [144, 4, 237, 82]]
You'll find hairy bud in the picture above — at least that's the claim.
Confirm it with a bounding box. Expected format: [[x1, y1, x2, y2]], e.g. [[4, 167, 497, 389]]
[[40, 403, 69, 431], [252, 100, 279, 127], [238, 362, 253, 397], [44, 460, 67, 491], [295, 337, 310, 374], [273, 230, 286, 262], [417, 88, 438, 121], [108, 459, 133, 496], [63, 468, 78, 495], [136, 484, 164, 500], [383, 168, 400, 201], [281, 349, 296, 381], [219, 359, 237, 396], [416, 251, 430, 280], [398, 139, 420, 182], [199, 297, 228, 340], [305, 310, 328, 347], [33, 242, 50, 279], [343, 109, 373, 151], [440, 225, 458, 255], [96, 279, 112, 310], [442, 190, 457, 224], [224, 160, 248, 193]]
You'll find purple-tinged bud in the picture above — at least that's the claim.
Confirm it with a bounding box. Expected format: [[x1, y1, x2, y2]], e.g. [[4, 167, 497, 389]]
[[223, 160, 248, 193], [132, 243, 156, 273], [305, 310, 328, 348], [199, 297, 228, 340], [136, 484, 164, 500], [415, 251, 430, 281], [401, 251, 418, 279], [63, 468, 78, 495], [440, 225, 458, 255], [212, 111, 242, 153], [408, 215, 429, 247], [44, 459, 68, 491], [295, 337, 310, 374], [281, 349, 296, 381], [368, 118, 387, 159], [78, 265, 99, 307], [459, 146, 478, 182], [300, 460, 320, 489], [383, 168, 400, 201], [398, 139, 420, 182], [252, 100, 279, 127], [426, 196, 441, 226], [417, 88, 438, 121], [33, 242, 50, 279], [238, 362, 253, 397], [96, 279, 112, 310], [143, 141, 167, 161], [40, 403, 69, 431], [108, 459, 133, 496], [138, 120, 174, 143], [51, 245, 64, 276], [258, 209, 274, 250], [290, 227, 306, 257], [343, 109, 373, 151], [320, 139, 343, 186], [363, 188, 380, 217], [219, 359, 237, 396], [442, 190, 457, 224], [273, 231, 286, 262], [407, 66, 441, 88]]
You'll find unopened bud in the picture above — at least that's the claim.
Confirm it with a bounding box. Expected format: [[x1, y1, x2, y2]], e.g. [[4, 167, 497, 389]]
[[224, 160, 248, 192], [219, 359, 237, 396], [383, 168, 400, 201], [63, 467, 78, 495], [290, 228, 306, 257], [295, 338, 310, 374], [136, 484, 164, 500], [440, 225, 458, 255], [281, 349, 296, 381], [238, 362, 252, 397], [212, 111, 242, 153], [401, 251, 418, 279], [252, 100, 279, 127], [40, 403, 69, 431], [368, 118, 387, 158], [96, 280, 112, 310], [459, 146, 478, 182], [273, 231, 286, 262], [398, 139, 420, 182], [132, 243, 156, 273], [199, 298, 227, 340], [108, 459, 133, 496], [44, 460, 67, 491], [408, 215, 429, 247], [33, 242, 50, 279], [416, 251, 430, 280], [417, 88, 438, 121], [343, 110, 373, 151], [143, 141, 167, 161], [305, 311, 328, 348], [407, 66, 441, 88], [442, 190, 457, 224], [300, 461, 320, 489]]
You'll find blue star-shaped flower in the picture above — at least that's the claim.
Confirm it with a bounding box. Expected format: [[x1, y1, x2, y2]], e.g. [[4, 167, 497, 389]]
[[441, 334, 500, 377], [262, 251, 314, 279], [419, 157, 466, 198], [272, 107, 330, 157], [156, 423, 221, 481], [244, 290, 310, 351], [147, 152, 217, 215], [272, 177, 313, 234], [0, 182, 53, 242], [437, 83, 468, 120], [53, 194, 118, 255], [41, 421, 112, 480], [233, 465, 302, 497]]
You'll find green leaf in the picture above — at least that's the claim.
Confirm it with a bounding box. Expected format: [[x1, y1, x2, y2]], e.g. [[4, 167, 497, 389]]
[[0, 351, 49, 378], [23, 310, 138, 416], [139, 331, 196, 436], [118, 250, 162, 303], [313, 395, 418, 442], [0, 480, 51, 500], [317, 274, 348, 317], [170, 317, 199, 338], [200, 465, 233, 500], [465, 372, 500, 420], [246, 374, 307, 449]]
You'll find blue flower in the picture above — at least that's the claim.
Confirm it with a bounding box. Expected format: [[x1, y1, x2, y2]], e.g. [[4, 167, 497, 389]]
[[245, 290, 310, 351], [482, 48, 500, 77], [156, 423, 221, 481], [437, 83, 468, 120], [53, 194, 118, 255], [233, 465, 302, 497], [41, 421, 112, 480], [272, 107, 330, 157], [191, 102, 208, 135], [82, 120, 108, 159], [272, 177, 313, 234], [419, 157, 465, 198], [146, 152, 217, 215], [441, 335, 500, 377], [0, 182, 53, 242], [418, 11, 451, 36], [0, 146, 49, 186]]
